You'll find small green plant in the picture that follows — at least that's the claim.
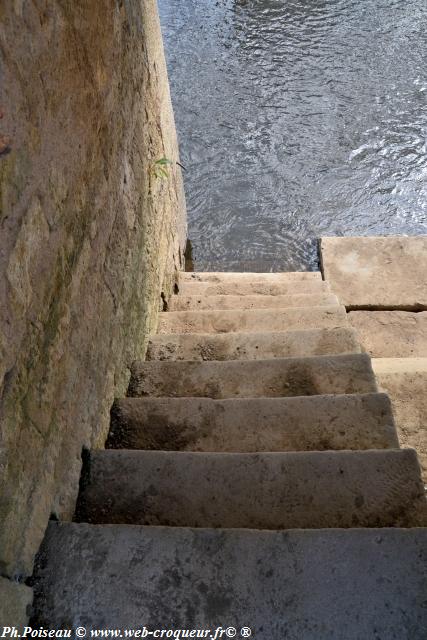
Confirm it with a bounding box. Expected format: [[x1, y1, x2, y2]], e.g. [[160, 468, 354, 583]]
[[150, 157, 173, 179]]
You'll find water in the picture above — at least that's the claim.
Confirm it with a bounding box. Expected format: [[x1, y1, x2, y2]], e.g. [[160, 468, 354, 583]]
[[158, 0, 427, 271]]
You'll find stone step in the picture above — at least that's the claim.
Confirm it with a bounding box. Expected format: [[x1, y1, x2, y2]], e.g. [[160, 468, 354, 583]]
[[32, 523, 427, 637], [128, 353, 378, 399], [108, 392, 398, 452], [178, 279, 330, 297], [169, 292, 339, 311], [75, 449, 426, 528], [181, 271, 322, 283], [147, 327, 361, 361], [157, 305, 347, 334]]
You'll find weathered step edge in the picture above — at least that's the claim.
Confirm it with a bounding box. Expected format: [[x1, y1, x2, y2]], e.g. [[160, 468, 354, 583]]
[[169, 292, 339, 311], [108, 393, 398, 452], [147, 327, 361, 361], [181, 271, 322, 283], [75, 449, 427, 529], [177, 280, 330, 297], [157, 305, 347, 334]]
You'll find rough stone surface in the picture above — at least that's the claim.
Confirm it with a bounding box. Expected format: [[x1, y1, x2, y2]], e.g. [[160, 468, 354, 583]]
[[373, 358, 427, 483], [32, 523, 427, 639], [319, 236, 427, 308], [0, 0, 186, 577], [178, 279, 330, 297], [108, 393, 398, 452], [0, 577, 33, 628], [129, 353, 378, 399], [147, 327, 361, 361], [169, 292, 338, 311], [76, 449, 426, 528], [157, 305, 347, 334], [349, 311, 427, 357], [181, 271, 322, 283]]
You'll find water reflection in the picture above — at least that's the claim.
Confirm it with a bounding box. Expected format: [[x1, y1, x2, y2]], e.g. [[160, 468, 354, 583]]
[[159, 0, 427, 271]]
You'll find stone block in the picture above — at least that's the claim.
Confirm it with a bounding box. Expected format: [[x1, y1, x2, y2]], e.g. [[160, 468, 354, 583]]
[[349, 311, 427, 357], [319, 236, 427, 308], [373, 358, 427, 483]]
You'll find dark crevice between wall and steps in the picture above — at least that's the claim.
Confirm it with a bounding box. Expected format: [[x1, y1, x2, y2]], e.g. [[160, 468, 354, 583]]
[[72, 448, 92, 524], [184, 239, 194, 272], [345, 304, 427, 312]]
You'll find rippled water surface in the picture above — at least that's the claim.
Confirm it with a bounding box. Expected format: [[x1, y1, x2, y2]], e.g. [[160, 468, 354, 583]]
[[159, 0, 427, 271]]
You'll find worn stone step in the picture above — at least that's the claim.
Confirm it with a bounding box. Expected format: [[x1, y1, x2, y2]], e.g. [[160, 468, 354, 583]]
[[178, 279, 330, 297], [169, 292, 339, 311], [76, 449, 426, 528], [157, 305, 347, 334], [181, 271, 322, 283], [147, 327, 361, 361], [32, 523, 427, 638], [108, 392, 398, 452], [129, 353, 377, 399]]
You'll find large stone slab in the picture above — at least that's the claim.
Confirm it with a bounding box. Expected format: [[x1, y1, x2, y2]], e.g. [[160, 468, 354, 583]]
[[373, 358, 427, 483], [129, 353, 378, 399], [108, 393, 398, 452], [76, 449, 426, 528], [319, 236, 427, 309], [157, 305, 347, 334], [349, 311, 427, 357], [32, 523, 427, 638], [147, 327, 361, 361], [169, 292, 338, 311], [0, 577, 33, 628]]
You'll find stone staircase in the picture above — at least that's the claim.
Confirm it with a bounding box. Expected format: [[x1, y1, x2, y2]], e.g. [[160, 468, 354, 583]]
[[31, 271, 427, 637]]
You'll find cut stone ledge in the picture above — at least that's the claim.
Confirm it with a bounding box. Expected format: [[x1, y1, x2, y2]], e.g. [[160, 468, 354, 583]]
[[373, 358, 427, 484], [319, 236, 427, 309], [349, 311, 427, 358]]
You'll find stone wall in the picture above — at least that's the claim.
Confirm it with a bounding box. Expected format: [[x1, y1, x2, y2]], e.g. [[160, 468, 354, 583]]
[[0, 0, 186, 582]]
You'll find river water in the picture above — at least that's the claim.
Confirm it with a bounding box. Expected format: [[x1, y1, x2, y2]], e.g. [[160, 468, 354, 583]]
[[158, 0, 427, 271]]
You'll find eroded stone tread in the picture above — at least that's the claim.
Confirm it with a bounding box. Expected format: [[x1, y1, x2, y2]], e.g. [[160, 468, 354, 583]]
[[178, 280, 330, 297], [147, 327, 361, 361], [169, 292, 339, 311], [108, 392, 398, 452], [32, 523, 427, 638], [181, 271, 322, 283], [157, 305, 347, 334], [129, 353, 378, 399], [76, 449, 427, 528]]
